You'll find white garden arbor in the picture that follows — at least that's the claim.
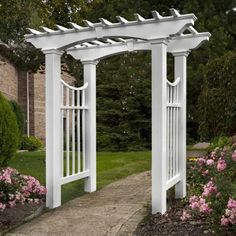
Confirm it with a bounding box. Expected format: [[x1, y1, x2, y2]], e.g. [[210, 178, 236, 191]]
[[25, 9, 210, 214]]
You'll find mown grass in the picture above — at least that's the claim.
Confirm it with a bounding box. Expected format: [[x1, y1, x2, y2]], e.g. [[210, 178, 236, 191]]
[[9, 151, 151, 203]]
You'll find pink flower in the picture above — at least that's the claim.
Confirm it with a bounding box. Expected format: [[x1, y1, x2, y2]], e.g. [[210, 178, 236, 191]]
[[189, 195, 200, 209], [210, 151, 217, 159], [202, 181, 217, 197], [8, 200, 16, 208], [197, 157, 206, 166], [181, 210, 191, 221], [189, 195, 212, 214], [227, 198, 236, 209], [199, 203, 212, 214], [217, 159, 227, 171], [190, 201, 199, 209], [0, 202, 6, 211], [221, 216, 230, 226], [189, 195, 199, 203], [232, 150, 236, 162], [202, 170, 209, 176], [206, 159, 214, 166]]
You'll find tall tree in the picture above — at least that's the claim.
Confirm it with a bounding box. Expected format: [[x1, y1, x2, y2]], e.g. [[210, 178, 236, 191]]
[[97, 52, 151, 151]]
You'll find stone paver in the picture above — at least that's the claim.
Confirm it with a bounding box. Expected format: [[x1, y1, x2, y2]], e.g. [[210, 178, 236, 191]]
[[192, 142, 210, 149], [7, 172, 151, 236]]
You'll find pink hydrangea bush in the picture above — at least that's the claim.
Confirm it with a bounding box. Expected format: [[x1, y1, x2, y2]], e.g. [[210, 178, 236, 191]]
[[181, 143, 236, 232], [0, 167, 46, 211]]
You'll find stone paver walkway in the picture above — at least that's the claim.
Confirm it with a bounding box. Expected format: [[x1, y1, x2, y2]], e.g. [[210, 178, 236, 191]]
[[7, 171, 151, 236]]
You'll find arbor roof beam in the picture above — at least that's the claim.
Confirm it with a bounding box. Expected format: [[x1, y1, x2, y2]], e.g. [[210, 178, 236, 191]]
[[66, 32, 210, 61], [25, 10, 197, 50]]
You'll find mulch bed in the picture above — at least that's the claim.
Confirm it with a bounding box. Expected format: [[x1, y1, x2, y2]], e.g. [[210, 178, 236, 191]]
[[135, 200, 235, 236], [0, 203, 44, 234]]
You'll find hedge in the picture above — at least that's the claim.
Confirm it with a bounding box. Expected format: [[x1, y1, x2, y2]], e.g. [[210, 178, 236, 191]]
[[0, 93, 19, 166], [198, 51, 236, 140]]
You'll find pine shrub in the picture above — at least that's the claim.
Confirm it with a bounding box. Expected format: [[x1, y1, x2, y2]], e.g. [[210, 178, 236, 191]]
[[9, 100, 24, 144], [0, 93, 19, 166], [198, 52, 236, 140]]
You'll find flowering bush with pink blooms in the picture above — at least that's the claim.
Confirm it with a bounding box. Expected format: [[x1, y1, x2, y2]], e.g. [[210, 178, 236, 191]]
[[0, 167, 46, 211], [182, 143, 236, 232]]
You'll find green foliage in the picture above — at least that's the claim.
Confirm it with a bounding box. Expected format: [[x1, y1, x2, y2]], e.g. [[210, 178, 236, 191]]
[[21, 135, 43, 151], [9, 100, 24, 142], [179, 0, 236, 142], [209, 136, 232, 151], [0, 0, 45, 43], [96, 52, 151, 151], [0, 93, 19, 166], [198, 52, 236, 140]]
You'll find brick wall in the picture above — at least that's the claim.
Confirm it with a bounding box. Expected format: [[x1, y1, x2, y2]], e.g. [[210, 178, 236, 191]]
[[18, 71, 28, 133], [0, 55, 18, 101], [33, 70, 76, 141], [0, 55, 76, 141]]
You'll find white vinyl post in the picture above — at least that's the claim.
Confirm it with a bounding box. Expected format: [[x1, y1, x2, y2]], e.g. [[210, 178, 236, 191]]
[[43, 49, 63, 208], [151, 41, 168, 214], [173, 51, 188, 198], [82, 60, 98, 192]]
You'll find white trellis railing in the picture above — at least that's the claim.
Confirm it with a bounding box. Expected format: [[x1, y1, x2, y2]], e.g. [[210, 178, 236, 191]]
[[166, 77, 181, 190], [60, 80, 89, 185]]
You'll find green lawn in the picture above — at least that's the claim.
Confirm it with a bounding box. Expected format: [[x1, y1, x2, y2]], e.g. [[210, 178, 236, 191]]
[[9, 151, 151, 203]]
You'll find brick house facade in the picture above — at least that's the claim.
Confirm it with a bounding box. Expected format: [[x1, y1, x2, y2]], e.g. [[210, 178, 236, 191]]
[[0, 54, 75, 141]]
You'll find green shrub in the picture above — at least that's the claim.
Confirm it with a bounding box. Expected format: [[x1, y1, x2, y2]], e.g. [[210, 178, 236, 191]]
[[198, 52, 236, 140], [21, 135, 43, 151], [209, 136, 232, 151], [9, 100, 24, 143], [0, 93, 19, 166]]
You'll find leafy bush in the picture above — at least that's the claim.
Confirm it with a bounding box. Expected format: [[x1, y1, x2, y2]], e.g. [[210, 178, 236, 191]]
[[0, 167, 46, 211], [0, 93, 19, 166], [198, 52, 236, 140], [181, 143, 236, 233], [21, 136, 43, 151], [209, 136, 232, 151]]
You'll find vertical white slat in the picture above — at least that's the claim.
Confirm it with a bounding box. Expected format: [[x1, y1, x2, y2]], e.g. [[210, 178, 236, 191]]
[[170, 107, 173, 178], [166, 83, 170, 180], [175, 85, 178, 176], [82, 89, 86, 172], [172, 87, 175, 177], [176, 84, 179, 175], [166, 85, 169, 180], [61, 84, 64, 178], [170, 106, 174, 178], [72, 90, 75, 175], [77, 90, 81, 173], [168, 84, 171, 180], [66, 87, 70, 176], [174, 85, 178, 175], [173, 106, 175, 177]]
